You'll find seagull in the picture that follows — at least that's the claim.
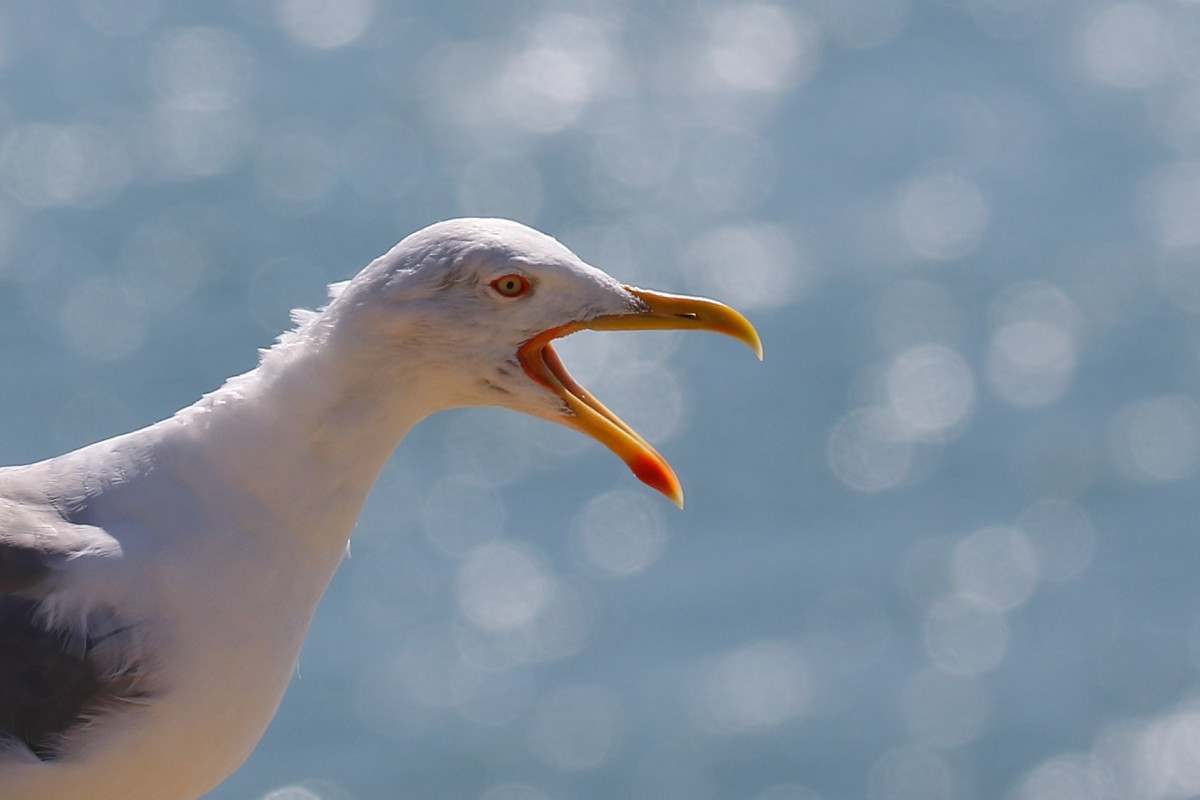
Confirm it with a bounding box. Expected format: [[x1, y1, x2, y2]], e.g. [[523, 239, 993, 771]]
[[0, 218, 761, 799]]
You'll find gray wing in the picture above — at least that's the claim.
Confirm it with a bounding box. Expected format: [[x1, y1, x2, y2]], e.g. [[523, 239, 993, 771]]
[[0, 475, 147, 762], [0, 490, 107, 596]]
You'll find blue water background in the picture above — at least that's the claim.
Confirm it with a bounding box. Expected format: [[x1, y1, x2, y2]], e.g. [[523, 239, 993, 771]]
[[1, 2, 1199, 798]]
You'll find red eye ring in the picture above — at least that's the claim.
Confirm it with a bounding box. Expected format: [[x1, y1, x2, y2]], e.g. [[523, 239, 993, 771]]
[[490, 273, 531, 298]]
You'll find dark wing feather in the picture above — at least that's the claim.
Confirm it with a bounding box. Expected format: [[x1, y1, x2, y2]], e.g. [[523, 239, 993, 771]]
[[0, 545, 48, 594], [0, 596, 105, 759]]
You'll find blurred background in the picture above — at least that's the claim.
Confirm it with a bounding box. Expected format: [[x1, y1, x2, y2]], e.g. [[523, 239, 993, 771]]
[[1, 0, 1199, 798]]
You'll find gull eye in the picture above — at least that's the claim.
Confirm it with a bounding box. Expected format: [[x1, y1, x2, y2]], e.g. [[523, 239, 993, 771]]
[[490, 273, 531, 298]]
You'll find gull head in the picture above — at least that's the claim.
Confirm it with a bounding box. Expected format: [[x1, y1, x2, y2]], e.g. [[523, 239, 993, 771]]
[[319, 218, 762, 506]]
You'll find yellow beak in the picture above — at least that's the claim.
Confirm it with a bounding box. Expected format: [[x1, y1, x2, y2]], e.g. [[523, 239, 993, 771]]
[[517, 286, 763, 507]]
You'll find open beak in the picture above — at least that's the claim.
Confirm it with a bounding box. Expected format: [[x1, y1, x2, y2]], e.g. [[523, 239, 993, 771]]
[[517, 286, 763, 507]]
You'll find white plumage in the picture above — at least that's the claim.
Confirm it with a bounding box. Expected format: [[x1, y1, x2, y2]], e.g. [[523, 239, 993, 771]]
[[0, 219, 760, 799]]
